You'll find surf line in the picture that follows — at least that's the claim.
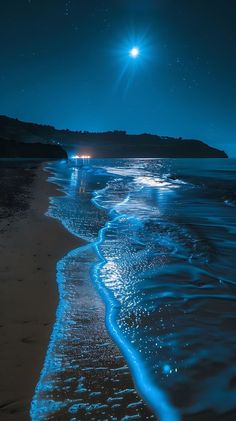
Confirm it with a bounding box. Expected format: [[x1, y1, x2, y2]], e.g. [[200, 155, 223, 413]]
[[91, 189, 181, 421]]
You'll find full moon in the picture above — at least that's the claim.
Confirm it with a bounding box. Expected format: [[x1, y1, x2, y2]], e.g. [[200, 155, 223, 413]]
[[129, 47, 140, 58]]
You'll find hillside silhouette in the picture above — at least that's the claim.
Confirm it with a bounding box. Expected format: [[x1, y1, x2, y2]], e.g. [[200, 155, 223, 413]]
[[0, 116, 228, 158]]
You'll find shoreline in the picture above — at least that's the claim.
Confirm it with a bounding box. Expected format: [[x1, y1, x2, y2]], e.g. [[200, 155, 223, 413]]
[[0, 162, 81, 420], [30, 162, 154, 420]]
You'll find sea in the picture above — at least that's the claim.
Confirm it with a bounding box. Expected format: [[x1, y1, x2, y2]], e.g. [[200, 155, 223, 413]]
[[31, 158, 236, 421]]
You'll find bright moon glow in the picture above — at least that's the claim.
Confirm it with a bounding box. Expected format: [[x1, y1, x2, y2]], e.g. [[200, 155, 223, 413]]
[[129, 47, 139, 58]]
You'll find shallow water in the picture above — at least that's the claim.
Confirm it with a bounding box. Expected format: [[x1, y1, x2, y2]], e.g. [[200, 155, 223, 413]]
[[31, 158, 236, 420]]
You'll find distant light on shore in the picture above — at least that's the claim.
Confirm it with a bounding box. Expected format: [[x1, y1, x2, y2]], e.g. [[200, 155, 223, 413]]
[[72, 155, 91, 159]]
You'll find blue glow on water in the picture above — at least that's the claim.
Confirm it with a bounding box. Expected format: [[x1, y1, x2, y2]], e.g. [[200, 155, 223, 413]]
[[91, 218, 180, 421], [31, 158, 236, 420]]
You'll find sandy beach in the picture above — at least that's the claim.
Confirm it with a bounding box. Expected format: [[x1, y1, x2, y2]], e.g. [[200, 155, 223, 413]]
[[0, 162, 81, 420]]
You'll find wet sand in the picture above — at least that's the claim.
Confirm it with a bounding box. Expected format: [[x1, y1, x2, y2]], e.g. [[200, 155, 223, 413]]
[[0, 162, 80, 420], [31, 245, 154, 420]]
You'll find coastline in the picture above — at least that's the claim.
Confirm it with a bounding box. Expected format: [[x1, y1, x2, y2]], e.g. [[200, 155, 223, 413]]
[[2, 158, 234, 420], [1, 161, 154, 420], [31, 162, 154, 420], [0, 162, 81, 420]]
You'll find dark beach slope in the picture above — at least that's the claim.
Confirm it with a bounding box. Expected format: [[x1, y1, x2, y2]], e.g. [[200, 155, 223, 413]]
[[0, 161, 80, 420]]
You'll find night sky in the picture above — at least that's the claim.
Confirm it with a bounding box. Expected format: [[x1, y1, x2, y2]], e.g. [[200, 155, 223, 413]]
[[0, 1, 235, 155]]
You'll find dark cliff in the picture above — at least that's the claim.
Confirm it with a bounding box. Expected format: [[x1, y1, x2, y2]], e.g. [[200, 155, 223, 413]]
[[0, 115, 228, 158], [0, 138, 67, 159]]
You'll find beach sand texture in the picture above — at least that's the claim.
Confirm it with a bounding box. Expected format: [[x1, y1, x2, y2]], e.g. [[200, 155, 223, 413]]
[[0, 163, 80, 420]]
